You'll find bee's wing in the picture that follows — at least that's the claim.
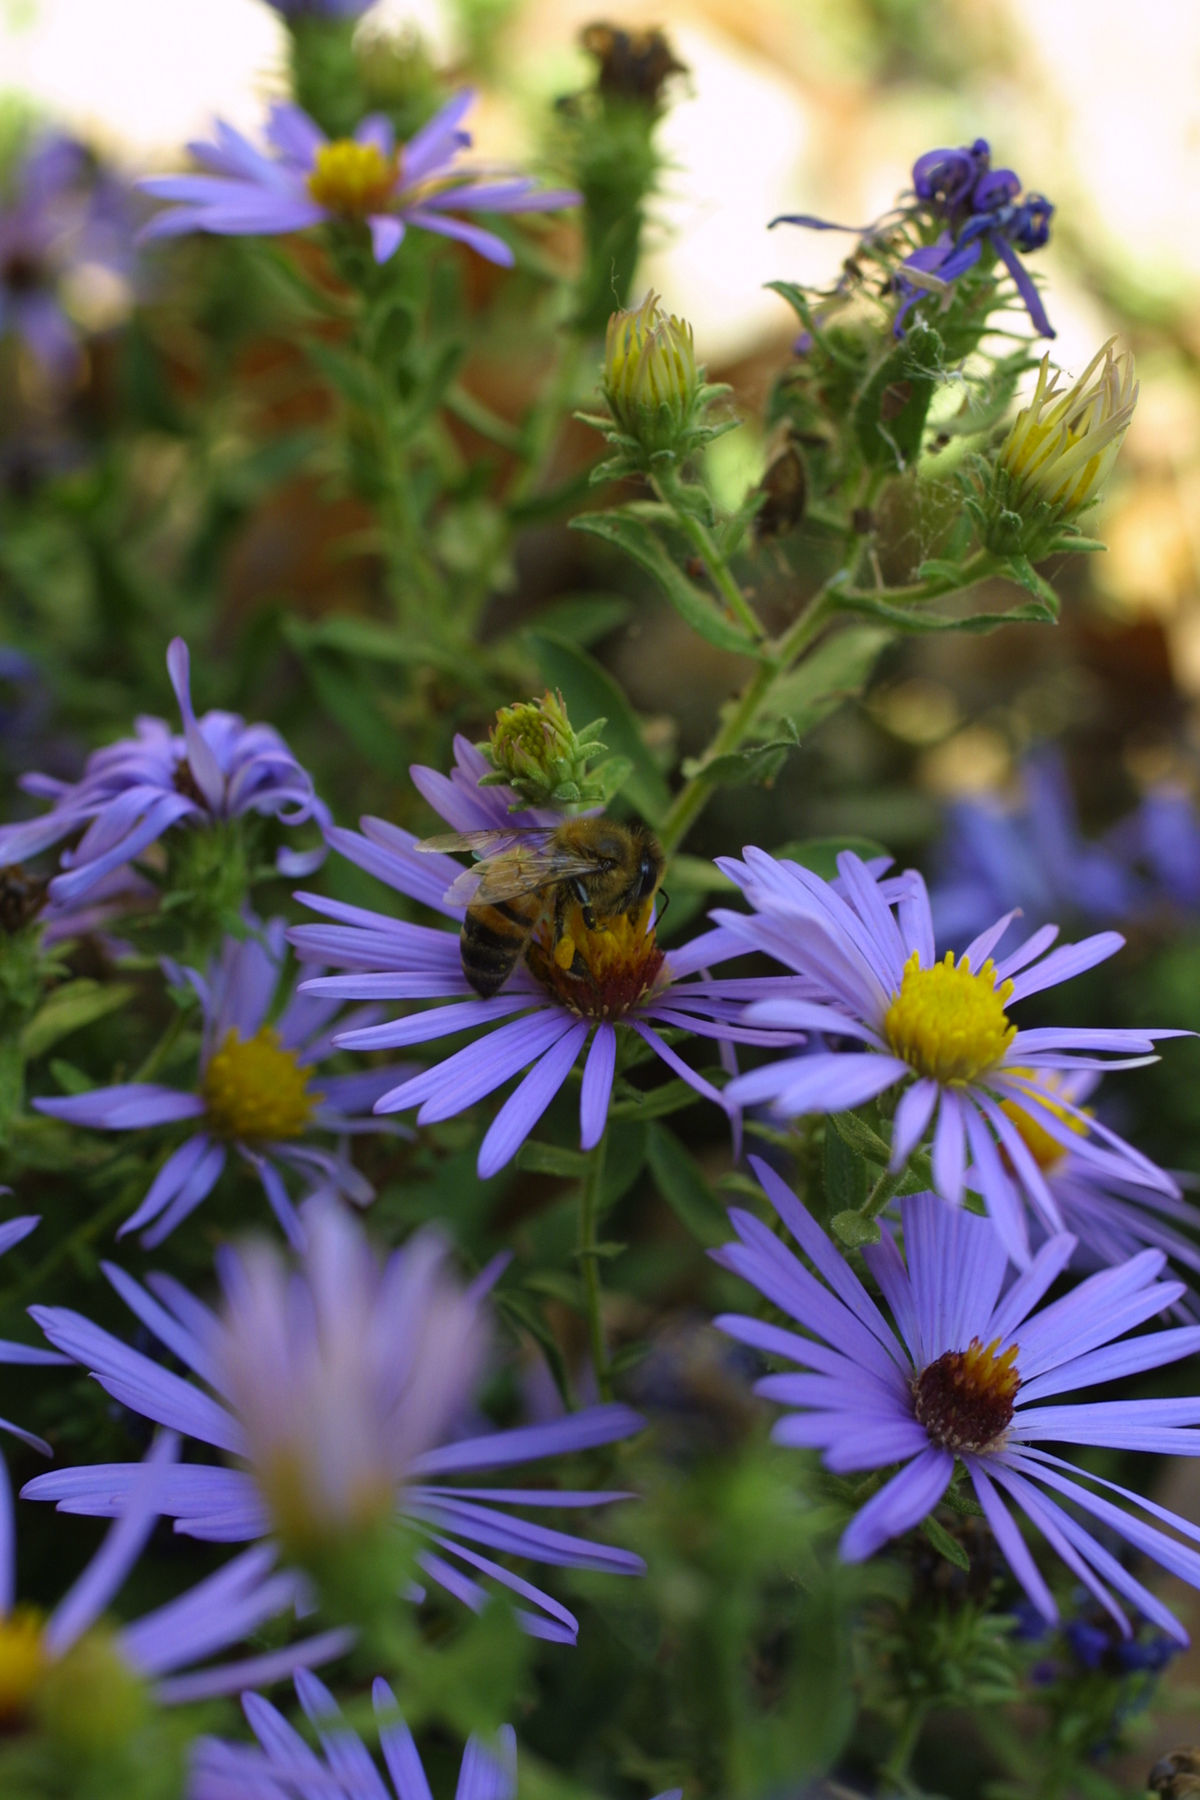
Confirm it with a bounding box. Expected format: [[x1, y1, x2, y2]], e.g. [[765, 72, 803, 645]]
[[415, 828, 549, 856], [462, 843, 603, 907]]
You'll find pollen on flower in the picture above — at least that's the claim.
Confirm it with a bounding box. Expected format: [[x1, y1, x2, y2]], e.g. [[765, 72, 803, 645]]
[[1000, 1069, 1090, 1172], [202, 1026, 319, 1142], [307, 139, 399, 217], [884, 948, 1016, 1085], [0, 1607, 46, 1725], [912, 1335, 1020, 1453], [527, 895, 665, 1021]]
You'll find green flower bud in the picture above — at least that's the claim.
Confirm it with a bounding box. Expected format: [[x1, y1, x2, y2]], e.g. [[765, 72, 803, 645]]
[[482, 691, 626, 810], [602, 291, 701, 457]]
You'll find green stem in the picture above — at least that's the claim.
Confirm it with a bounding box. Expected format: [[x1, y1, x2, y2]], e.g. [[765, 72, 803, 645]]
[[577, 1135, 611, 1402], [132, 1003, 189, 1085], [656, 580, 838, 857], [860, 1153, 910, 1219], [880, 1698, 929, 1790], [653, 469, 766, 642]]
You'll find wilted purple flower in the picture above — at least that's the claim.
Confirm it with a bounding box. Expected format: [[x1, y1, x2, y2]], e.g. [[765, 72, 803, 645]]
[[289, 736, 802, 1179], [0, 132, 138, 380], [0, 1433, 349, 1730], [929, 750, 1140, 951], [265, 0, 373, 15], [33, 918, 407, 1247], [190, 1667, 686, 1800], [716, 1160, 1200, 1641], [25, 1202, 645, 1645], [141, 93, 579, 268], [0, 638, 328, 908], [772, 136, 1055, 339], [714, 848, 1182, 1266]]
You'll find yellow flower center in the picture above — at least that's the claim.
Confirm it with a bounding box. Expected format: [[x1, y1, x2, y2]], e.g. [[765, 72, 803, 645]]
[[306, 140, 399, 217], [999, 1069, 1089, 1172], [912, 1336, 1020, 1453], [202, 1026, 319, 1143], [884, 949, 1016, 1086], [527, 895, 665, 1021], [0, 1608, 46, 1727]]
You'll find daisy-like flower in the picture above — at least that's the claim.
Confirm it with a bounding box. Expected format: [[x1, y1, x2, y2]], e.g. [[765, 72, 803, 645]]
[[33, 918, 408, 1248], [0, 1433, 350, 1742], [190, 1667, 686, 1800], [24, 1202, 645, 1645], [715, 848, 1182, 1265], [993, 1069, 1200, 1303], [0, 639, 328, 909], [140, 93, 580, 268], [289, 736, 803, 1180], [716, 1159, 1200, 1641]]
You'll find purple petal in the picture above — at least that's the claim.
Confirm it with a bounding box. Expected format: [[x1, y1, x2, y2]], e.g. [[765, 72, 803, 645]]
[[580, 1024, 616, 1151], [476, 1021, 589, 1178], [839, 1447, 954, 1561]]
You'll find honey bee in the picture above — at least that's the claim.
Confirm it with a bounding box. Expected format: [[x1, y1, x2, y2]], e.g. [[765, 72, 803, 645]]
[[417, 818, 664, 999]]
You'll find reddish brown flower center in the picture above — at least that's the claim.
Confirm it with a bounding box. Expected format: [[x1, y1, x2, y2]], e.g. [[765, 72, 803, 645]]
[[526, 895, 665, 1021], [912, 1335, 1020, 1454]]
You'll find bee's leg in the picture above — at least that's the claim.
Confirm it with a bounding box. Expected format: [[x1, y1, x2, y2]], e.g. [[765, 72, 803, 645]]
[[552, 882, 579, 972], [570, 878, 599, 934]]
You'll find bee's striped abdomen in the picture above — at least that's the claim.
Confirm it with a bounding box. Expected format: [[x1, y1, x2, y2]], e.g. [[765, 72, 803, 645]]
[[460, 894, 543, 998]]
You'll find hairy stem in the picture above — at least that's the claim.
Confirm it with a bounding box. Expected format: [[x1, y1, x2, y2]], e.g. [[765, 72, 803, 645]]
[[577, 1133, 611, 1402]]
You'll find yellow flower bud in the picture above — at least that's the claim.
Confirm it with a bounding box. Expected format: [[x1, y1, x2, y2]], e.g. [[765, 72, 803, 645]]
[[999, 338, 1137, 516]]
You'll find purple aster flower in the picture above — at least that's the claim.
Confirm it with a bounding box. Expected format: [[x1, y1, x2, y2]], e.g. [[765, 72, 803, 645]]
[[0, 131, 139, 381], [0, 638, 329, 908], [24, 1201, 646, 1645], [1110, 784, 1200, 916], [772, 136, 1055, 340], [0, 1215, 69, 1488], [715, 1158, 1200, 1641], [190, 1667, 686, 1800], [140, 93, 580, 268], [929, 749, 1140, 952], [992, 1068, 1200, 1305], [714, 848, 1183, 1266], [0, 1433, 349, 1733], [33, 918, 408, 1247], [288, 736, 802, 1180]]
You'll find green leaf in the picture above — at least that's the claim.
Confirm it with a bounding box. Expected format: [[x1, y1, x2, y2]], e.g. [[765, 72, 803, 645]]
[[281, 625, 413, 775], [514, 1141, 591, 1178], [524, 633, 670, 825], [527, 593, 633, 647], [601, 1120, 649, 1211], [922, 1513, 971, 1572], [823, 1120, 868, 1216], [681, 730, 799, 789], [756, 626, 890, 736], [20, 981, 135, 1061], [1003, 555, 1062, 615], [570, 511, 762, 656], [832, 588, 1056, 635], [828, 1109, 891, 1163], [645, 1123, 730, 1246], [830, 1210, 881, 1247], [853, 322, 943, 470], [282, 612, 463, 674]]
